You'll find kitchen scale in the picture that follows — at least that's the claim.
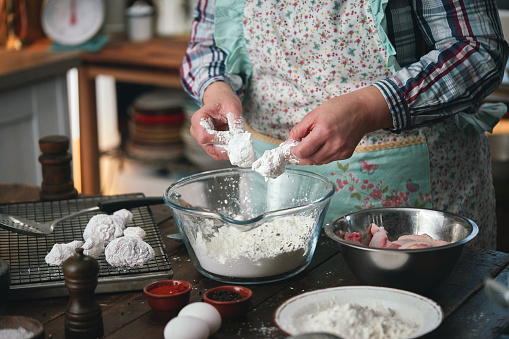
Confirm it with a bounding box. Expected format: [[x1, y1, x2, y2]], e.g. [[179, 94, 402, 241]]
[[41, 0, 110, 51]]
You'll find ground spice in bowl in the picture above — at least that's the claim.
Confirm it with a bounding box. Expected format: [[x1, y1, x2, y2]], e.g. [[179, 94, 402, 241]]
[[209, 290, 244, 302], [204, 286, 253, 319], [143, 280, 192, 314]]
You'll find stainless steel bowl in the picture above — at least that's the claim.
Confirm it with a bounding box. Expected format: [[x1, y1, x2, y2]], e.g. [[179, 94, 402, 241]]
[[324, 207, 478, 293]]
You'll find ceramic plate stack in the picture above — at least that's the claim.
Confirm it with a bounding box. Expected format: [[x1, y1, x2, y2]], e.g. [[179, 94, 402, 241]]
[[125, 89, 186, 163], [180, 99, 231, 170]]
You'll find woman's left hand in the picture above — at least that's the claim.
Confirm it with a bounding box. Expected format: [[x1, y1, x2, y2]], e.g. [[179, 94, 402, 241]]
[[287, 86, 393, 165]]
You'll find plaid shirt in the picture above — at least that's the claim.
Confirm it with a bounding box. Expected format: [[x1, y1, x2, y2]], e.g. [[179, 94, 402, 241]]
[[180, 0, 509, 132]]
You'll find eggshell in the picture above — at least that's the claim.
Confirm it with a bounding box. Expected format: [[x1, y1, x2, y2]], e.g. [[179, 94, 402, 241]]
[[164, 315, 209, 339], [178, 302, 222, 334]]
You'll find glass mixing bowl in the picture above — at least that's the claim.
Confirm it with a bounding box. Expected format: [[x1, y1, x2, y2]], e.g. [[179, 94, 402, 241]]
[[164, 168, 334, 284]]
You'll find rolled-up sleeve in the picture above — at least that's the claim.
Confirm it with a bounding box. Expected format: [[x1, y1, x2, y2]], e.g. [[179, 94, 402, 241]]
[[180, 0, 231, 105], [374, 0, 509, 132]]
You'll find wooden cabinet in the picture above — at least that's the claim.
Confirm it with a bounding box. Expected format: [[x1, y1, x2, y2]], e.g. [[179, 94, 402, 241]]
[[0, 46, 80, 187]]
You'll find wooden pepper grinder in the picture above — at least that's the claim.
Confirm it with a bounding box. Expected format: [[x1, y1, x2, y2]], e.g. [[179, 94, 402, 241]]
[[38, 135, 78, 201], [62, 248, 104, 339]]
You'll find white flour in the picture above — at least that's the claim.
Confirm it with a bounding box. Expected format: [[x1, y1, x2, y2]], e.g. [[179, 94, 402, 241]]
[[45, 240, 84, 266], [200, 113, 257, 167], [0, 327, 34, 339], [82, 212, 129, 243], [105, 236, 155, 268], [124, 226, 146, 239], [44, 209, 153, 268], [82, 237, 105, 258], [303, 303, 418, 339], [191, 215, 316, 278], [252, 140, 299, 179]]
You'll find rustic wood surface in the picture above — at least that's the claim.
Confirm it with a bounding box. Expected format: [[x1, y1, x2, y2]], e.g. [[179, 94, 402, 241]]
[[1, 200, 509, 338], [79, 35, 189, 71]]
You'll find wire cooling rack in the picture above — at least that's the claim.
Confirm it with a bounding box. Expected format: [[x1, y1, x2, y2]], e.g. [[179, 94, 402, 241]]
[[0, 193, 173, 299]]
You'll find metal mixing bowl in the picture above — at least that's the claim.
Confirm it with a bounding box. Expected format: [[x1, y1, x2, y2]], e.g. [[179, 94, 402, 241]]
[[324, 207, 478, 293], [164, 168, 334, 284]]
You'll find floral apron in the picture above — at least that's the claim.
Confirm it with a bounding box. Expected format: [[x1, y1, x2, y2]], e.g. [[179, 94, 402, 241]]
[[214, 0, 504, 249]]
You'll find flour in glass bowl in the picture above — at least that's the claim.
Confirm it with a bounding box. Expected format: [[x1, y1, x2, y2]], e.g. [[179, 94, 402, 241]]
[[190, 215, 317, 278], [302, 302, 419, 339]]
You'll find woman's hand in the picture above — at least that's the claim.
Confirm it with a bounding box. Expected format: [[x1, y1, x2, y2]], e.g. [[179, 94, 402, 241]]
[[190, 82, 243, 161], [287, 86, 393, 165]]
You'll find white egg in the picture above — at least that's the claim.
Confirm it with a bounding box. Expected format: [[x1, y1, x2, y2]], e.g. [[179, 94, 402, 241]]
[[164, 315, 209, 339], [178, 302, 222, 334]]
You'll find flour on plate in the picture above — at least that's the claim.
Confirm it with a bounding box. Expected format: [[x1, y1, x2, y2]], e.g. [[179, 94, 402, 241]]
[[252, 140, 299, 179], [302, 302, 418, 339], [191, 215, 315, 278], [0, 327, 34, 339]]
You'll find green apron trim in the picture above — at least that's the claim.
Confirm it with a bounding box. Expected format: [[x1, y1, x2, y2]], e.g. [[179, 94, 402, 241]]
[[451, 102, 507, 134], [252, 136, 432, 225], [214, 0, 253, 91], [368, 0, 400, 72]]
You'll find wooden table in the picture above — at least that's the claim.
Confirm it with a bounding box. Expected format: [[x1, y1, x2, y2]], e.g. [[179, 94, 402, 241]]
[[1, 203, 509, 338], [77, 36, 189, 195]]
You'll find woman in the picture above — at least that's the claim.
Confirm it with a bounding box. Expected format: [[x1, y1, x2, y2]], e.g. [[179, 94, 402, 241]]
[[180, 0, 509, 249]]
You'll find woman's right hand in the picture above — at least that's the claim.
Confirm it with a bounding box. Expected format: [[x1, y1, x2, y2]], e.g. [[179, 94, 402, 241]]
[[190, 82, 243, 161]]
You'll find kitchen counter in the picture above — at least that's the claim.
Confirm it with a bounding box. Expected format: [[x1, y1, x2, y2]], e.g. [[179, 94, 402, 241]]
[[0, 199, 508, 338], [0, 40, 80, 93]]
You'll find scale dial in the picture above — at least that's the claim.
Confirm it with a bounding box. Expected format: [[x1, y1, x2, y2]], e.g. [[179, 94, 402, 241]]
[[41, 0, 106, 46]]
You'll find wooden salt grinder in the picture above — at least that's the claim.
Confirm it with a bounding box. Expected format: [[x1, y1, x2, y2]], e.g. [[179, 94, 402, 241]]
[[38, 135, 78, 200], [62, 248, 104, 339]]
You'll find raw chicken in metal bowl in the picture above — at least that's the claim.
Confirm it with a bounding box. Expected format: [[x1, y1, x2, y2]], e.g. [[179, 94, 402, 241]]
[[324, 207, 478, 293], [164, 168, 334, 284]]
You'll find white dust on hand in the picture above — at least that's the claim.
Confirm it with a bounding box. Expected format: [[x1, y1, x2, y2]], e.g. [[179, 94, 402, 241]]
[[200, 114, 300, 179], [200, 113, 257, 167]]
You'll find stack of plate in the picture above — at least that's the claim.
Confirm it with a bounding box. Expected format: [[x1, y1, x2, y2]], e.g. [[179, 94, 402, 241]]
[[125, 89, 186, 162]]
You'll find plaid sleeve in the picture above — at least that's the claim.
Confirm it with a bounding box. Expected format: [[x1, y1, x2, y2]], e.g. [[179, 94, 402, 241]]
[[180, 0, 240, 106], [374, 0, 509, 132]]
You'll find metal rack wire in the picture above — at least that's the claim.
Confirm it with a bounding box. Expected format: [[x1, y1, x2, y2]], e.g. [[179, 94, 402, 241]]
[[0, 193, 173, 299]]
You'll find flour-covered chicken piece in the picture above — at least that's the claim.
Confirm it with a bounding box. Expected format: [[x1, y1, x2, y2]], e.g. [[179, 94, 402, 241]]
[[124, 226, 146, 239], [82, 237, 106, 258], [200, 114, 257, 167], [83, 209, 133, 244], [45, 240, 84, 266], [252, 140, 299, 179], [113, 209, 134, 224], [105, 236, 154, 267]]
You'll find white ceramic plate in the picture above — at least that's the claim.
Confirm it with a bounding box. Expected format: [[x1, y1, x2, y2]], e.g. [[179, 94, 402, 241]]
[[274, 286, 443, 339]]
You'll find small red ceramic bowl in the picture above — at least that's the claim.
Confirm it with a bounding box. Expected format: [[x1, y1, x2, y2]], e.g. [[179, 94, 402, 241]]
[[203, 285, 253, 319], [143, 280, 191, 315]]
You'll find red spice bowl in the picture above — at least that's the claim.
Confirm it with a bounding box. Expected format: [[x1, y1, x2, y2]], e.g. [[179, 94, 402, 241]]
[[143, 280, 191, 315], [203, 285, 253, 320]]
